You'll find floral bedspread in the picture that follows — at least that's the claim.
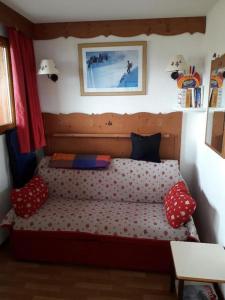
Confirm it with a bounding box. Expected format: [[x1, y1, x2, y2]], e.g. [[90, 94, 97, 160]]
[[38, 157, 182, 204], [2, 198, 199, 241]]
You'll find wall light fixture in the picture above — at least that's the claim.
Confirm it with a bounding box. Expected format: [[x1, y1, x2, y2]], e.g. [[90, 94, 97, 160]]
[[166, 55, 188, 80], [38, 59, 59, 82]]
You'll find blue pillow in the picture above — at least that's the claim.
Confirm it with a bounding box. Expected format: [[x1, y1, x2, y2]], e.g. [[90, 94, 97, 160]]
[[6, 129, 37, 188], [130, 132, 161, 162]]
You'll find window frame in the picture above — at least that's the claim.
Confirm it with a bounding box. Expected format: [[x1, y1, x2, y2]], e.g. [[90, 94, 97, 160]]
[[0, 36, 15, 135]]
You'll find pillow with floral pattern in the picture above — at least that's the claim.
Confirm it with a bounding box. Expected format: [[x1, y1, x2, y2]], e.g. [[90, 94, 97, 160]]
[[164, 181, 196, 228], [11, 176, 48, 218]]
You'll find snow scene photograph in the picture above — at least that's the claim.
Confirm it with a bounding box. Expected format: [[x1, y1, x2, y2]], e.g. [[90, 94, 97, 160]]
[[86, 50, 139, 89], [79, 42, 146, 95]]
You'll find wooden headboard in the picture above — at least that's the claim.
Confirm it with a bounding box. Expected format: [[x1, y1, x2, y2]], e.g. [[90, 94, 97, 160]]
[[43, 112, 183, 160]]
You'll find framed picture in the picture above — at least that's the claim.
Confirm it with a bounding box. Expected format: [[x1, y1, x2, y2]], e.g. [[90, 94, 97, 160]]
[[78, 41, 147, 96]]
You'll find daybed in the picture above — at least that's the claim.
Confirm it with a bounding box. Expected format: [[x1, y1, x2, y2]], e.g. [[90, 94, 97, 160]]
[[1, 112, 199, 272], [2, 157, 198, 272]]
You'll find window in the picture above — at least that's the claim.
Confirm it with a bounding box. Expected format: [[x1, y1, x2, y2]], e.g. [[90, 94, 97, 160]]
[[0, 36, 15, 134]]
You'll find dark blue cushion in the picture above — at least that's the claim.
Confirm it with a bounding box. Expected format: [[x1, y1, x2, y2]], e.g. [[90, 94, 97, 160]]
[[6, 129, 37, 188], [130, 132, 161, 163]]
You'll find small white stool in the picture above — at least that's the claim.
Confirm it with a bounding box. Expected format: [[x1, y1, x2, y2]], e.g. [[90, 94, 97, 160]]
[[170, 241, 225, 299]]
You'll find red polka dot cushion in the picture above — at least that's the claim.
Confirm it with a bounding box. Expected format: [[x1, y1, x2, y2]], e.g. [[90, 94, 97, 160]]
[[164, 181, 196, 228], [11, 176, 48, 218], [167, 181, 189, 195]]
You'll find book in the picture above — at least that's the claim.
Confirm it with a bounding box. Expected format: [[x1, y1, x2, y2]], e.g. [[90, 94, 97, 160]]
[[178, 86, 203, 109], [186, 89, 192, 108], [217, 88, 223, 107], [194, 87, 202, 108], [178, 89, 187, 108]]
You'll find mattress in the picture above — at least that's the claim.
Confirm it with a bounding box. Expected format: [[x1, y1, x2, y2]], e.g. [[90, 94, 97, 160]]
[[38, 157, 182, 204], [2, 197, 199, 241]]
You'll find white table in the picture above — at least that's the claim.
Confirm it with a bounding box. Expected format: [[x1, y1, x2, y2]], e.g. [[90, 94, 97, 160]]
[[170, 241, 225, 299]]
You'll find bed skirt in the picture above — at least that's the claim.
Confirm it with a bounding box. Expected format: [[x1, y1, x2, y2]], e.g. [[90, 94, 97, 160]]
[[11, 230, 173, 273]]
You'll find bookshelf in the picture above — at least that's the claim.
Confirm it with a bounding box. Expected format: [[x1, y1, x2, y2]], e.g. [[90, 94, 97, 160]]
[[174, 107, 206, 112]]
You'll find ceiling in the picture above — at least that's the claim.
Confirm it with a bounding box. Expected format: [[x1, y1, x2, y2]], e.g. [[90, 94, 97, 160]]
[[1, 0, 218, 23]]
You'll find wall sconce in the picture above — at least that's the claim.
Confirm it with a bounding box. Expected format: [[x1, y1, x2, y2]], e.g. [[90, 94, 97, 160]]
[[38, 59, 59, 82], [166, 55, 188, 80]]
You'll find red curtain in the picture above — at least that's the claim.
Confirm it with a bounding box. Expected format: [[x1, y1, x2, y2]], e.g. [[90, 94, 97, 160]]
[[8, 28, 46, 153]]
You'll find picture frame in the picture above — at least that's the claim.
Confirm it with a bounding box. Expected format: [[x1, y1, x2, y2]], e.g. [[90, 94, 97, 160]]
[[78, 41, 147, 96]]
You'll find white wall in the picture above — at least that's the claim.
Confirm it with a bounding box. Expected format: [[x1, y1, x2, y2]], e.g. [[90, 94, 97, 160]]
[[181, 0, 225, 294], [34, 34, 205, 114], [0, 24, 11, 244], [191, 0, 225, 246]]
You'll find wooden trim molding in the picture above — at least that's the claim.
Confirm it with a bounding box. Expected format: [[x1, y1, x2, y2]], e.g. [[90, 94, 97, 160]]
[[51, 133, 173, 139], [33, 16, 206, 40], [0, 1, 206, 39], [0, 1, 33, 37]]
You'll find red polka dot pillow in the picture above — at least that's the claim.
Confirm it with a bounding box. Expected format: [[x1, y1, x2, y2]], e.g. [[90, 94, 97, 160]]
[[11, 176, 48, 218], [166, 180, 189, 195], [164, 181, 196, 228]]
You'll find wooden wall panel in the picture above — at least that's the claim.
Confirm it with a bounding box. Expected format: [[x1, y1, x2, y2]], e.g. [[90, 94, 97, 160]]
[[43, 112, 183, 160], [0, 1, 33, 37], [33, 17, 206, 40]]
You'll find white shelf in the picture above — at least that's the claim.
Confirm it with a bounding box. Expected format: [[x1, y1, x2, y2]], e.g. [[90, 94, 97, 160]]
[[50, 133, 172, 138], [174, 107, 207, 112], [208, 107, 225, 112]]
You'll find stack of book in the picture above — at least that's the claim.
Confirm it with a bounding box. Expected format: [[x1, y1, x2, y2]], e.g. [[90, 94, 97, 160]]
[[178, 87, 203, 108]]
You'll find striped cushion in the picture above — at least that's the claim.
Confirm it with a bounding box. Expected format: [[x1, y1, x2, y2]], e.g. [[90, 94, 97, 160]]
[[49, 153, 111, 169]]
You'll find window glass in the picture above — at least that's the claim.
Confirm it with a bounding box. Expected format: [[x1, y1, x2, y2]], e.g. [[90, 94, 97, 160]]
[[0, 37, 15, 134]]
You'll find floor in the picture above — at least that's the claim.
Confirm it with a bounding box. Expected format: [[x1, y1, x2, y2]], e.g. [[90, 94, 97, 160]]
[[0, 242, 176, 300]]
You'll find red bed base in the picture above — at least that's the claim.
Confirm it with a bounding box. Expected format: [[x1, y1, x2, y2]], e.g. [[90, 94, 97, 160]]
[[11, 230, 173, 273]]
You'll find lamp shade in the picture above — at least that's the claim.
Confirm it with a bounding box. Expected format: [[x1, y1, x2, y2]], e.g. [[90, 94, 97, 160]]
[[38, 59, 59, 75], [166, 55, 188, 72]]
